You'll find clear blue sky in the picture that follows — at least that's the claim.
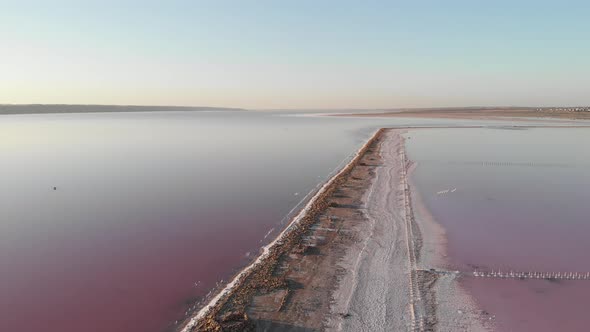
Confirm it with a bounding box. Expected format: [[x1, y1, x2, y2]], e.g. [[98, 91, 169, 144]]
[[1, 1, 589, 108]]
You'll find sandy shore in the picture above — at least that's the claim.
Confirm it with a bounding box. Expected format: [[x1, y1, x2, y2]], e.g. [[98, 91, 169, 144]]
[[334, 108, 590, 120], [328, 130, 488, 332], [180, 129, 489, 331]]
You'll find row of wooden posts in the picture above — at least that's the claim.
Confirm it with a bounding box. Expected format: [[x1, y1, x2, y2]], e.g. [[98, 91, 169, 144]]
[[472, 270, 590, 280]]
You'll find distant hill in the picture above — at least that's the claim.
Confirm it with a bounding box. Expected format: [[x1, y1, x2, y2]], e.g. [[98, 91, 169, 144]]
[[0, 104, 246, 115]]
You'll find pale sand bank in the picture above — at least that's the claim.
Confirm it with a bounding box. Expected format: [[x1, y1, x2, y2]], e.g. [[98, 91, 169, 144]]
[[329, 130, 489, 332]]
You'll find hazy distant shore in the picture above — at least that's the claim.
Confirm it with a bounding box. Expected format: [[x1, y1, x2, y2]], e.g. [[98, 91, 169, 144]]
[[334, 107, 590, 120], [0, 104, 245, 115], [180, 129, 487, 331]]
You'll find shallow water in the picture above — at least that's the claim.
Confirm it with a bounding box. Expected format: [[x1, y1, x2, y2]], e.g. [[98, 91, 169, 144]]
[[0, 110, 372, 332], [3, 109, 519, 332], [1, 108, 586, 332], [405, 127, 590, 331]]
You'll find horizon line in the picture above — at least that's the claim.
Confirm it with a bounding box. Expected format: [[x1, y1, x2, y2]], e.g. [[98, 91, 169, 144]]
[[3, 103, 589, 111]]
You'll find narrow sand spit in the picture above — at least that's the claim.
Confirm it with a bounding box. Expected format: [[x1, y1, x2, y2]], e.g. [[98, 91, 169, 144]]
[[328, 130, 488, 332], [181, 129, 489, 331], [327, 129, 412, 331]]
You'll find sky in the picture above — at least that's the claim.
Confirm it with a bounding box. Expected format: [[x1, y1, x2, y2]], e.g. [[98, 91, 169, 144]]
[[1, 0, 589, 109]]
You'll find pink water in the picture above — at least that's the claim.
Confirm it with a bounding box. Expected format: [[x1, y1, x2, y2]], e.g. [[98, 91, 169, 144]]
[[3, 109, 583, 332], [0, 216, 261, 332], [406, 127, 590, 331], [0, 110, 385, 332]]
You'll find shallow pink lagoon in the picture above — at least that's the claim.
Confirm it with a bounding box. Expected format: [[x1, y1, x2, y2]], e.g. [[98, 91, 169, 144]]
[[406, 127, 590, 331], [2, 109, 584, 332], [0, 110, 384, 332]]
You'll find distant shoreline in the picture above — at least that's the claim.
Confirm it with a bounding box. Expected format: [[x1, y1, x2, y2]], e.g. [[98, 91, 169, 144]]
[[0, 104, 245, 115], [5, 105, 590, 118], [331, 107, 590, 120]]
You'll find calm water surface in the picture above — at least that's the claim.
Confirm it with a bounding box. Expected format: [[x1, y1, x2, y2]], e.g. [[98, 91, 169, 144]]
[[1, 109, 586, 332], [406, 128, 590, 331], [2, 109, 516, 332]]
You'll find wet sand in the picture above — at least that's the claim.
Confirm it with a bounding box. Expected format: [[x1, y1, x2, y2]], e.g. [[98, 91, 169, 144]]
[[335, 107, 590, 120], [180, 129, 488, 331]]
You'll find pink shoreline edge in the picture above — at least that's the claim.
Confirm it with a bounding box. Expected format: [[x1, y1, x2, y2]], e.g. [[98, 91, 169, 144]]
[[404, 130, 495, 330]]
